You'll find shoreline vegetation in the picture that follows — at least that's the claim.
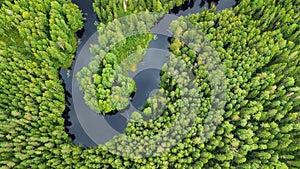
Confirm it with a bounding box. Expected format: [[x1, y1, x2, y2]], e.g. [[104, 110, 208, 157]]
[[0, 0, 299, 168], [77, 33, 153, 114], [77, 0, 188, 114]]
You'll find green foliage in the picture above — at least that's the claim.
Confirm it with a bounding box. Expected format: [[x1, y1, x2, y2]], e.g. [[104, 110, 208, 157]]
[[168, 1, 299, 167], [77, 4, 158, 114], [0, 0, 6, 6], [93, 0, 185, 23], [77, 33, 152, 114], [0, 0, 83, 68], [0, 0, 84, 168], [0, 0, 299, 169]]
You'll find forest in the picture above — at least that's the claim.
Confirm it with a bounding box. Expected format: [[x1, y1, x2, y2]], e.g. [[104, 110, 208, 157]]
[[0, 0, 300, 168]]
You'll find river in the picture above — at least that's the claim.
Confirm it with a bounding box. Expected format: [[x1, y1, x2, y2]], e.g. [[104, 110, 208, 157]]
[[60, 0, 237, 147]]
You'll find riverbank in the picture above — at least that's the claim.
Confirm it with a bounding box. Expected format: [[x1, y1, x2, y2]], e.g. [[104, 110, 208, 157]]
[[60, 0, 237, 147]]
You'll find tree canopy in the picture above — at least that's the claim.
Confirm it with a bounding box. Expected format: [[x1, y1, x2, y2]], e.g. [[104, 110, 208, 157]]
[[0, 0, 299, 168]]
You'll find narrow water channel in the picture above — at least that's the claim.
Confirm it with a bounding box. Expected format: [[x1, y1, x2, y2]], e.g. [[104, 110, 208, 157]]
[[60, 0, 237, 147], [60, 0, 98, 146]]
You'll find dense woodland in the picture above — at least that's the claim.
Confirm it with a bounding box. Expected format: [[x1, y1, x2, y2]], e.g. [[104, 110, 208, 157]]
[[0, 0, 300, 168], [93, 0, 186, 23], [77, 32, 154, 113]]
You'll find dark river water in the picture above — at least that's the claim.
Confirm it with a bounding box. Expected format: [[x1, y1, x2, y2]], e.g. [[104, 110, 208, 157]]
[[132, 68, 161, 109], [60, 0, 237, 147]]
